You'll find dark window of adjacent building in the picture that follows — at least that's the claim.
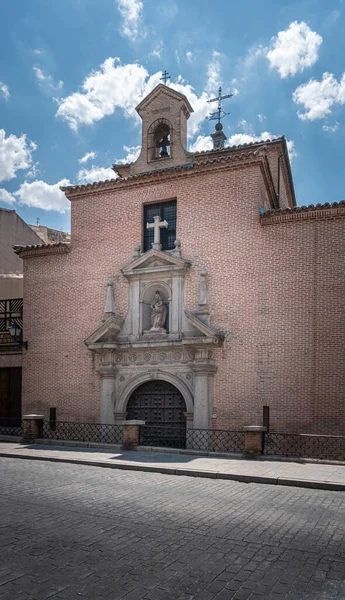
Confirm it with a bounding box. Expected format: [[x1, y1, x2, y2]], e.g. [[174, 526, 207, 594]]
[[144, 200, 177, 252]]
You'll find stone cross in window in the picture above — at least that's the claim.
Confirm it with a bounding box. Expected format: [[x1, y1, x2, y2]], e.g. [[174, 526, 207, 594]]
[[146, 215, 168, 251]]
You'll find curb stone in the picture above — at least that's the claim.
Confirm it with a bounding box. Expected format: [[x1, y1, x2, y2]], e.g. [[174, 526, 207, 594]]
[[1, 450, 345, 491]]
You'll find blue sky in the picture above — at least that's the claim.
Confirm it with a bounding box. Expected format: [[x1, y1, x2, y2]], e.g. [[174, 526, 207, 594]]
[[0, 0, 344, 233]]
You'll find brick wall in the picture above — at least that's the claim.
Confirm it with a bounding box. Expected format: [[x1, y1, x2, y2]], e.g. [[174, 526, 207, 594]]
[[22, 160, 345, 433]]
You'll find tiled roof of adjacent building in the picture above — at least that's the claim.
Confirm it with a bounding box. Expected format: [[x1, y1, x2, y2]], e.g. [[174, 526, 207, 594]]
[[13, 242, 70, 254]]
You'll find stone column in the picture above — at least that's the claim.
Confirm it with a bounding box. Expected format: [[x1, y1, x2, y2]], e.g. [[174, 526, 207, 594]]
[[98, 364, 117, 424], [122, 420, 145, 450], [22, 415, 44, 443], [244, 426, 266, 456]]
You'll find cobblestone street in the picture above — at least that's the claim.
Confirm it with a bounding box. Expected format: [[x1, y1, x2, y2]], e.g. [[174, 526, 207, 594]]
[[1, 458, 345, 599]]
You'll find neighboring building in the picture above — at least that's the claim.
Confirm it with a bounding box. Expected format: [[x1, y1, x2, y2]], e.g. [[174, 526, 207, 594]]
[[0, 209, 42, 423], [29, 224, 70, 244], [15, 83, 345, 440]]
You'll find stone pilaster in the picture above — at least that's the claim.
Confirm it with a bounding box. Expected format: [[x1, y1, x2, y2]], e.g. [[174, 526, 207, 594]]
[[192, 357, 217, 430], [98, 363, 117, 424]]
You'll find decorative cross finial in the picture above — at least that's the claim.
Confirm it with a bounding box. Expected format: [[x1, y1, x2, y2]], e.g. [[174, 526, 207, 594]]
[[207, 86, 234, 149], [207, 86, 233, 127], [160, 70, 171, 85], [146, 215, 168, 251]]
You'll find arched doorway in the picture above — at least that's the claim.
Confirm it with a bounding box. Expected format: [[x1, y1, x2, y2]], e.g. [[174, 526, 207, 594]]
[[126, 380, 187, 448]]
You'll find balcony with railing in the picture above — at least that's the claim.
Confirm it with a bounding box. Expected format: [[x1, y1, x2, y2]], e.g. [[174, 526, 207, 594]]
[[0, 298, 24, 352]]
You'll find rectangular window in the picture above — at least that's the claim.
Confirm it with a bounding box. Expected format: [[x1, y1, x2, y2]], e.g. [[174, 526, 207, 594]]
[[143, 200, 176, 252]]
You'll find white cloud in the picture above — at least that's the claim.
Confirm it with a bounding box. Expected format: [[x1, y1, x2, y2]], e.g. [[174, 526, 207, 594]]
[[33, 48, 44, 55], [267, 21, 322, 78], [116, 144, 141, 163], [56, 59, 161, 131], [285, 139, 297, 161], [189, 130, 297, 161], [0, 129, 37, 183], [293, 72, 345, 120], [56, 58, 212, 138], [243, 44, 266, 69], [115, 0, 145, 41], [257, 114, 266, 123], [0, 82, 10, 101], [0, 189, 16, 205], [14, 179, 71, 213], [25, 162, 40, 179], [323, 121, 339, 132], [186, 51, 194, 64], [227, 131, 297, 160], [206, 50, 222, 93], [149, 41, 163, 59], [33, 66, 64, 93], [189, 136, 213, 153], [77, 165, 117, 184], [237, 118, 249, 130], [78, 151, 97, 164], [169, 80, 211, 138]]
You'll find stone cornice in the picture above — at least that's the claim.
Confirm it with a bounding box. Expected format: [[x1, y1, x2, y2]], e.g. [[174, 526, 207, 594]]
[[87, 336, 221, 353], [260, 204, 345, 225], [62, 152, 277, 203]]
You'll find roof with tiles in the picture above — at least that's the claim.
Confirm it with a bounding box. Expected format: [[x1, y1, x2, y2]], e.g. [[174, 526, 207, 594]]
[[61, 136, 286, 194], [261, 201, 345, 216], [13, 241, 70, 254]]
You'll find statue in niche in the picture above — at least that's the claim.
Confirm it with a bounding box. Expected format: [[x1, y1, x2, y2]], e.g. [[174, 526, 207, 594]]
[[150, 291, 167, 331]]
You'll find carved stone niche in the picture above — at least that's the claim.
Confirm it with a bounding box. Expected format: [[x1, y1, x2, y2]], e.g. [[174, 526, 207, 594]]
[[141, 284, 169, 335], [84, 248, 226, 429], [119, 249, 191, 341]]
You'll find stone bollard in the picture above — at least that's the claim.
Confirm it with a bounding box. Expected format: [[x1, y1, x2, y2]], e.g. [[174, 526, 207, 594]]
[[244, 426, 266, 457], [22, 414, 44, 443], [122, 420, 145, 450]]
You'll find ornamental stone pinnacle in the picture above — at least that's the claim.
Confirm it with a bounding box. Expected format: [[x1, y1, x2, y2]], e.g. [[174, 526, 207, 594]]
[[146, 215, 168, 251], [195, 269, 210, 324], [103, 279, 116, 321]]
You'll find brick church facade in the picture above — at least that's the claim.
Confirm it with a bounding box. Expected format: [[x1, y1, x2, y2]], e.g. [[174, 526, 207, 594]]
[[16, 83, 345, 436]]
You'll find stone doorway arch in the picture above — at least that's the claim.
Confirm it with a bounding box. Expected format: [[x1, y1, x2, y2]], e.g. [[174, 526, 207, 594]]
[[126, 380, 187, 447]]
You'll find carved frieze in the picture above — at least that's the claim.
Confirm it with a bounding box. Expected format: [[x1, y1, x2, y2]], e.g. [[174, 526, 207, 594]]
[[112, 349, 202, 366]]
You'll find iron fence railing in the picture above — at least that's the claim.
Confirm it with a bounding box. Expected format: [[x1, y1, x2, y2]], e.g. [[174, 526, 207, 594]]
[[263, 432, 345, 461], [3, 415, 345, 461], [140, 425, 245, 453], [140, 425, 186, 448], [0, 418, 23, 436], [41, 421, 123, 445], [187, 428, 245, 453]]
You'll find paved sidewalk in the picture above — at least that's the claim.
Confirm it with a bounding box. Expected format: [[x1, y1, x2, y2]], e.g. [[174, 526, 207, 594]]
[[1, 441, 345, 491]]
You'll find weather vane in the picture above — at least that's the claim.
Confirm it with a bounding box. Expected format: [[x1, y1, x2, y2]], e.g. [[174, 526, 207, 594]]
[[207, 86, 233, 128], [160, 70, 171, 85]]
